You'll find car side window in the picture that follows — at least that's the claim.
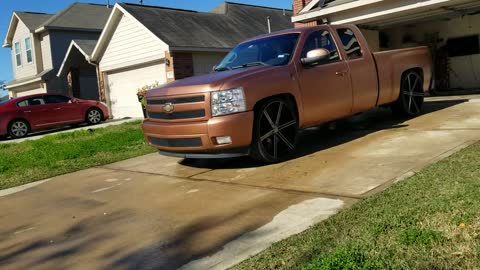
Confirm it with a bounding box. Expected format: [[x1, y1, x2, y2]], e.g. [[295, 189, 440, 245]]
[[337, 28, 363, 60], [17, 97, 46, 107], [44, 95, 71, 104], [301, 30, 340, 63]]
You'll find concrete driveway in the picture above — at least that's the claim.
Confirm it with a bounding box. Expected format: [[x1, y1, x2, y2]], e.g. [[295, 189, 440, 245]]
[[0, 95, 479, 270]]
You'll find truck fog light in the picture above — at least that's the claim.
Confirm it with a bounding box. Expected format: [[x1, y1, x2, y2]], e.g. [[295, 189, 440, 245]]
[[216, 136, 232, 145]]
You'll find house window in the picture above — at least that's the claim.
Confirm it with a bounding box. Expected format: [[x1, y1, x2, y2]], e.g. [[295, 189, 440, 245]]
[[25, 37, 33, 63], [14, 42, 22, 66]]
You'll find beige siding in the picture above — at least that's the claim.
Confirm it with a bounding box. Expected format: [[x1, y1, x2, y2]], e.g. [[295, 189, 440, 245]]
[[11, 20, 37, 79], [40, 33, 53, 70], [192, 52, 227, 76], [11, 83, 46, 98], [100, 14, 169, 71]]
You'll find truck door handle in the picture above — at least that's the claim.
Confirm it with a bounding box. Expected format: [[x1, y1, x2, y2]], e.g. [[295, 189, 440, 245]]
[[23, 110, 32, 113], [54, 108, 62, 110], [336, 71, 348, 77]]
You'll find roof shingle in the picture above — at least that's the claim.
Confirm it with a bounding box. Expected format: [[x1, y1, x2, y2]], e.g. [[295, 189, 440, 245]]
[[119, 2, 293, 50]]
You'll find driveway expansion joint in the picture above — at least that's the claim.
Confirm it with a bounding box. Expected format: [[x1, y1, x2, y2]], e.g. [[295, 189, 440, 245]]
[[97, 166, 364, 200]]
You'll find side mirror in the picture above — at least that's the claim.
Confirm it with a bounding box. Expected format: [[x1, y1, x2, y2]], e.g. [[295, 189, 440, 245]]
[[72, 98, 79, 103], [301, 48, 330, 66], [212, 65, 217, 72]]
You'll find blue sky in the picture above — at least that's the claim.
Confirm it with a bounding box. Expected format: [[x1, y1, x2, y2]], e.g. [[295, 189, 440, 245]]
[[0, 0, 292, 96]]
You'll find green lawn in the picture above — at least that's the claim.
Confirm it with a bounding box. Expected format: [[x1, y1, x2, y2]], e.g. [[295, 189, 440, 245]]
[[0, 121, 155, 190], [233, 143, 480, 270]]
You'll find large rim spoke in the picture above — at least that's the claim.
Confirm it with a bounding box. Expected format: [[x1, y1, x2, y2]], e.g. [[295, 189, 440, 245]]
[[411, 97, 420, 112], [273, 135, 278, 158], [275, 103, 283, 126], [277, 131, 295, 150], [261, 130, 275, 141], [263, 110, 275, 128], [279, 120, 296, 131]]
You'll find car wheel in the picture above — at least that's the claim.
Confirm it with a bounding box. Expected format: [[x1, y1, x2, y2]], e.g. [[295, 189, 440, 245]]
[[391, 71, 424, 117], [86, 108, 103, 125], [8, 120, 30, 139], [250, 98, 299, 164]]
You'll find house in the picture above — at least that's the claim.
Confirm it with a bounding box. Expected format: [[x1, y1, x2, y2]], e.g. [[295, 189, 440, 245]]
[[3, 3, 111, 98], [89, 2, 293, 119], [292, 0, 480, 91]]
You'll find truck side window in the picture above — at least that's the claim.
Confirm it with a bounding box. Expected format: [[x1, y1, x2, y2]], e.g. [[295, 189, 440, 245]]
[[302, 30, 340, 63], [337, 28, 363, 60]]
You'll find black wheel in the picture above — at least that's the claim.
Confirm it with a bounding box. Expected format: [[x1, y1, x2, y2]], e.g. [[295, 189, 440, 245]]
[[8, 119, 30, 139], [391, 71, 425, 117], [250, 98, 299, 164], [86, 108, 103, 125]]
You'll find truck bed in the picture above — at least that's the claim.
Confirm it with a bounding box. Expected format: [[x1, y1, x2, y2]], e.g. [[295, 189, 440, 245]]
[[373, 46, 433, 106]]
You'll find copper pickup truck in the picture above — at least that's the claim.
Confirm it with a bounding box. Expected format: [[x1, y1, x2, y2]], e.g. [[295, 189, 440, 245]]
[[142, 24, 432, 163]]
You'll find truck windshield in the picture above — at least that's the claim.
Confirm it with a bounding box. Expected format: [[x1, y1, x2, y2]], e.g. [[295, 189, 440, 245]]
[[215, 33, 300, 72]]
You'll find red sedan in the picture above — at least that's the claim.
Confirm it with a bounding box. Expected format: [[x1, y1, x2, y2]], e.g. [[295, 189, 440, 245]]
[[0, 93, 110, 139]]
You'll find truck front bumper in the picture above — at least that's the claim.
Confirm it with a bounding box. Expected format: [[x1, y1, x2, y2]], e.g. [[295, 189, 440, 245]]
[[142, 111, 254, 157]]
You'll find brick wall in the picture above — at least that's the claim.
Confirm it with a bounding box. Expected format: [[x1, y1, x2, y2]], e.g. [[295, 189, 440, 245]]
[[172, 52, 194, 80], [293, 0, 322, 28]]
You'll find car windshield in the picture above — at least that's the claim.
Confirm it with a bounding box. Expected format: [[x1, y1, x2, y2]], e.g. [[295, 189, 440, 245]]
[[0, 100, 9, 106], [215, 33, 300, 72]]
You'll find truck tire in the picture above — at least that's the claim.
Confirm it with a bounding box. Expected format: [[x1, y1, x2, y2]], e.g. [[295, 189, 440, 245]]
[[391, 71, 424, 117], [250, 98, 299, 164]]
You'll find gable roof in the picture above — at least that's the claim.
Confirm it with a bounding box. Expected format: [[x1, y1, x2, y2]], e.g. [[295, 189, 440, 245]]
[[15, 12, 53, 30], [92, 2, 292, 61], [4, 2, 111, 48], [57, 39, 98, 77], [122, 2, 292, 50], [35, 3, 112, 33], [3, 12, 53, 47]]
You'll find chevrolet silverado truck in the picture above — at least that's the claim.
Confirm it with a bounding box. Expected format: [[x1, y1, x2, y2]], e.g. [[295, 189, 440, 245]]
[[142, 24, 432, 163]]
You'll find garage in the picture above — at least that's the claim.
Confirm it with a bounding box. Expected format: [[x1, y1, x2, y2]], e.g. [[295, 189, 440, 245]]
[[12, 82, 46, 98], [106, 62, 166, 119], [292, 0, 480, 92]]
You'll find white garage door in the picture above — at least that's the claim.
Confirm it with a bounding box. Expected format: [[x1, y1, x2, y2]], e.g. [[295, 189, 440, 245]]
[[15, 86, 46, 98], [106, 63, 166, 119]]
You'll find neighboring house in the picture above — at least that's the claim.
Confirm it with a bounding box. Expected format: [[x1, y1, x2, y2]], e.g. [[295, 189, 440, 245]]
[[89, 2, 292, 119], [292, 0, 480, 91], [3, 3, 111, 98]]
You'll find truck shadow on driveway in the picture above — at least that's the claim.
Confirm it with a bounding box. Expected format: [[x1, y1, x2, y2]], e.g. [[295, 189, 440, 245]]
[[181, 99, 469, 170]]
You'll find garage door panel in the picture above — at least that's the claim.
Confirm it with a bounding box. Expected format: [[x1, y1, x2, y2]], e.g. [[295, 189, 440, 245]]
[[107, 63, 166, 119], [15, 87, 46, 98]]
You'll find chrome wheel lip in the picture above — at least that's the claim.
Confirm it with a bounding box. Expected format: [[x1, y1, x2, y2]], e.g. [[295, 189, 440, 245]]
[[88, 110, 102, 124], [259, 101, 297, 160], [11, 121, 28, 137]]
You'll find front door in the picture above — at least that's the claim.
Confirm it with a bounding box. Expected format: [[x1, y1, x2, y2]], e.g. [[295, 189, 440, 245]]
[[296, 28, 353, 127]]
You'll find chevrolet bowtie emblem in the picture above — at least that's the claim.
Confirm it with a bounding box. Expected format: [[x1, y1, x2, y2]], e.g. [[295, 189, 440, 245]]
[[163, 103, 174, 113]]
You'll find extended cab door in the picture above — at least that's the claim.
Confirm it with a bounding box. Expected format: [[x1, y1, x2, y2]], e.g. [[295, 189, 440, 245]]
[[296, 27, 353, 127], [334, 26, 378, 113]]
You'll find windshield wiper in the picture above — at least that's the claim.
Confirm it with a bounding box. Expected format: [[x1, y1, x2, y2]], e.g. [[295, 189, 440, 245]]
[[214, 66, 232, 72], [232, 62, 269, 70]]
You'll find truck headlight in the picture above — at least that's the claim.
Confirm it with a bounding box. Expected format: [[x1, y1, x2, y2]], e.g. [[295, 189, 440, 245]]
[[211, 88, 246, 117]]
